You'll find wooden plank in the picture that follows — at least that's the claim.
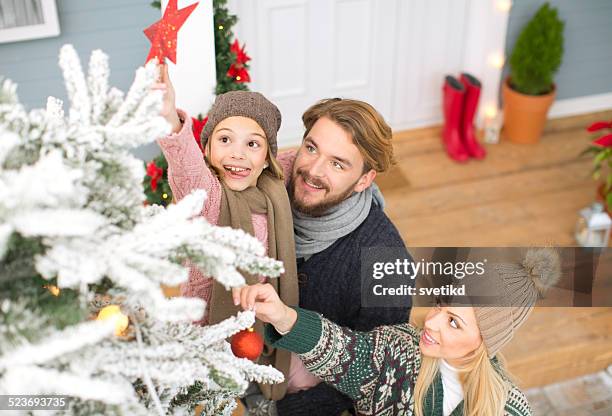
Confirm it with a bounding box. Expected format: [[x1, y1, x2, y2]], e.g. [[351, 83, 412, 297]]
[[383, 159, 594, 219], [385, 111, 612, 388], [504, 307, 612, 389], [390, 185, 593, 246]]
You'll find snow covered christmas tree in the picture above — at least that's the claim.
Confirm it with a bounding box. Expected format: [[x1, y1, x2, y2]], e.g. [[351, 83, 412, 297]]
[[0, 45, 283, 415]]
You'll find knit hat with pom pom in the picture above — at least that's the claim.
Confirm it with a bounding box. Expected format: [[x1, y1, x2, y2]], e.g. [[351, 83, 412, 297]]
[[472, 248, 561, 357]]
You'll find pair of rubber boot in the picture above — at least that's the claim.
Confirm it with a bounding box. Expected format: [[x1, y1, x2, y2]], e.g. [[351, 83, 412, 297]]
[[442, 73, 487, 162]]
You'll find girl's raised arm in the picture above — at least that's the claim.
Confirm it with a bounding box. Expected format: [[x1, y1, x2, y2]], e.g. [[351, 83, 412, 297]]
[[155, 64, 221, 222]]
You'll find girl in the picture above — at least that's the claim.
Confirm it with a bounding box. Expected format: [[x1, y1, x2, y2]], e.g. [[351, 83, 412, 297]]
[[156, 65, 298, 401], [236, 248, 562, 415]]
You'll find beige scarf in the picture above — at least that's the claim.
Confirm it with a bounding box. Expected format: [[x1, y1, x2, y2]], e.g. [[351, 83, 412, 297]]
[[208, 170, 299, 401]]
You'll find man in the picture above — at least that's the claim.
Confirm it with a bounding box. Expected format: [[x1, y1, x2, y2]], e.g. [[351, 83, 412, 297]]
[[248, 98, 413, 416]]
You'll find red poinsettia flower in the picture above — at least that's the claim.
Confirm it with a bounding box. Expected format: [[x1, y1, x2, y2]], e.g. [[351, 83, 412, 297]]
[[227, 39, 251, 83], [230, 39, 251, 65], [191, 116, 208, 151], [593, 134, 612, 148], [227, 64, 251, 83], [587, 121, 612, 132], [146, 161, 164, 192]]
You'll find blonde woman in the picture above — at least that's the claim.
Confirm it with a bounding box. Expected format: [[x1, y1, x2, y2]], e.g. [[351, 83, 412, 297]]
[[234, 248, 561, 415]]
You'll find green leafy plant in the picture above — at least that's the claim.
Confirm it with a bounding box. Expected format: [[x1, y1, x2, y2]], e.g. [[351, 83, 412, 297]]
[[509, 2, 564, 95]]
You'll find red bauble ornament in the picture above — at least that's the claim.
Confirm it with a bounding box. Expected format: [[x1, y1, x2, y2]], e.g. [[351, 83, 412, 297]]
[[144, 0, 199, 64], [231, 327, 264, 360]]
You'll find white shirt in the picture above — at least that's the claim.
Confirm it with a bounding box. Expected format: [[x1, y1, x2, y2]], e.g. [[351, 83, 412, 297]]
[[440, 359, 464, 416]]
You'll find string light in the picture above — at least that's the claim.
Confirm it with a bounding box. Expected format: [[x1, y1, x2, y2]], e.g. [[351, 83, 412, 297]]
[[484, 105, 498, 119], [44, 284, 60, 296], [496, 0, 512, 13], [218, 25, 224, 30], [488, 52, 505, 69], [162, 193, 168, 199], [96, 305, 129, 336], [236, 76, 241, 81]]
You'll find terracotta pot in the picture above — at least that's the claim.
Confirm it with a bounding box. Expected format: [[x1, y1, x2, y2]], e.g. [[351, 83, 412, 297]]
[[502, 77, 556, 144]]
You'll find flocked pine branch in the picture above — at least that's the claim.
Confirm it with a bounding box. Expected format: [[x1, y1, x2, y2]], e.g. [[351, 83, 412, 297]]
[[0, 45, 285, 415]]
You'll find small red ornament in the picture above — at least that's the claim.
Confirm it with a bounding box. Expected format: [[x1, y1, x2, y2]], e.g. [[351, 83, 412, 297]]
[[231, 327, 264, 360], [146, 161, 164, 191], [144, 0, 199, 64]]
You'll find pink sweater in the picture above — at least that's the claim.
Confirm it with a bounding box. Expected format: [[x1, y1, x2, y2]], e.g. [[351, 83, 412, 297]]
[[157, 111, 319, 393]]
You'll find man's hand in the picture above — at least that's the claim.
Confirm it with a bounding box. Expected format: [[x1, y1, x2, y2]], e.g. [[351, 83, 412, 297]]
[[152, 63, 182, 133], [234, 283, 298, 334]]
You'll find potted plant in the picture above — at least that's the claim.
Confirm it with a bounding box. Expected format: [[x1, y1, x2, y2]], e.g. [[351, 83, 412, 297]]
[[583, 120, 612, 216], [503, 2, 564, 144]]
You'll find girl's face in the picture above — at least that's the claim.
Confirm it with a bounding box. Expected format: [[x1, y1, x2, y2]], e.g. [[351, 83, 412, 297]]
[[419, 305, 483, 366], [208, 116, 269, 191]]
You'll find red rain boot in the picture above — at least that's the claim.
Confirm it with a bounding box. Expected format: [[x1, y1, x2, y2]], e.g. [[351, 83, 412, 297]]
[[442, 76, 469, 162], [459, 73, 486, 159]]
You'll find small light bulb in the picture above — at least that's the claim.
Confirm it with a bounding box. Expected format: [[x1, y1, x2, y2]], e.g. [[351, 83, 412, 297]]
[[497, 0, 512, 12], [236, 76, 241, 81], [488, 53, 505, 69], [45, 284, 60, 296], [484, 105, 498, 119], [218, 25, 224, 30], [97, 305, 129, 336], [162, 193, 168, 199]]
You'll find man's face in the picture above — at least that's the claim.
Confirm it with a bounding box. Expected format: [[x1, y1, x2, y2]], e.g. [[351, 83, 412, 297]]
[[290, 116, 376, 216]]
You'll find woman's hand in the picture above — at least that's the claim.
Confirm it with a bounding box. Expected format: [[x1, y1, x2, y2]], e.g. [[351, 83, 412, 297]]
[[152, 63, 182, 134], [233, 283, 298, 334]]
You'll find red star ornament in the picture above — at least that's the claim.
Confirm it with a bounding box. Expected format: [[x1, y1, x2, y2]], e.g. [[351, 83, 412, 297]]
[[144, 0, 199, 64]]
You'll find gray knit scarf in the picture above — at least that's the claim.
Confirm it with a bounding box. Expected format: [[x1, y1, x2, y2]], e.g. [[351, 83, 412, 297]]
[[292, 183, 385, 259]]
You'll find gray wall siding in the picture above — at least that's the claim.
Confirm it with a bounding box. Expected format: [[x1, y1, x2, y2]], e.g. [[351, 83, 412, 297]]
[[505, 0, 612, 100], [0, 0, 160, 160]]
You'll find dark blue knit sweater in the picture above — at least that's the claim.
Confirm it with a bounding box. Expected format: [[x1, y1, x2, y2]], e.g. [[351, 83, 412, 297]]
[[276, 203, 413, 416]]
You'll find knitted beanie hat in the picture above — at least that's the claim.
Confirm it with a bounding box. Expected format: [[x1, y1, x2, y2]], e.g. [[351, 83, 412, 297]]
[[200, 91, 282, 156], [470, 248, 561, 357]]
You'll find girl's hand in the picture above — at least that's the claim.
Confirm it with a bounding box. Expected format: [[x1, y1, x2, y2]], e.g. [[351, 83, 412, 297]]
[[234, 283, 298, 334], [152, 63, 182, 133]]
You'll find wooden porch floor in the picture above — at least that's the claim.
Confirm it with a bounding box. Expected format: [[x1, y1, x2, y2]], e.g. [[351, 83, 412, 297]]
[[377, 110, 612, 389]]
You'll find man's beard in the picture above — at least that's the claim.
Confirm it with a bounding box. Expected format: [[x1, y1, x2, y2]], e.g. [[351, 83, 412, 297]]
[[289, 168, 358, 217]]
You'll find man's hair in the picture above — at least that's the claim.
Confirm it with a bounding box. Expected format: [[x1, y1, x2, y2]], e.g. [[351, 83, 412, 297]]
[[301, 98, 396, 173]]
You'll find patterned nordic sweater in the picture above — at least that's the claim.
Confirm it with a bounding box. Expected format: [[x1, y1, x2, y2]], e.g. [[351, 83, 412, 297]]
[[265, 308, 532, 416]]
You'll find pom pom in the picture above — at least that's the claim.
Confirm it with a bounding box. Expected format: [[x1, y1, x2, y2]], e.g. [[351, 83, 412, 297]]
[[522, 248, 561, 296], [231, 327, 264, 360]]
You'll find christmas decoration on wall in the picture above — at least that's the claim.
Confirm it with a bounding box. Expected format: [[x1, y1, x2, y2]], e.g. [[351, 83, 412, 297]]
[[0, 45, 284, 415], [230, 327, 264, 361], [144, 0, 199, 64], [145, 0, 252, 205], [226, 39, 251, 83]]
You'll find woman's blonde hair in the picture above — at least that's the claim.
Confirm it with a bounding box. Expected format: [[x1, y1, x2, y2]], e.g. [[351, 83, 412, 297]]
[[414, 342, 510, 416], [205, 129, 284, 181]]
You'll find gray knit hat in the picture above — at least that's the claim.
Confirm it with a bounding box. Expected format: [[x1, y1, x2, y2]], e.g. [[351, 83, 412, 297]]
[[469, 248, 561, 357], [200, 91, 282, 156]]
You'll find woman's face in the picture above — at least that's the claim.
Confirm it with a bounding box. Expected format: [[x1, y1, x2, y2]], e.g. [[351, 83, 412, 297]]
[[208, 116, 268, 191], [419, 305, 483, 366]]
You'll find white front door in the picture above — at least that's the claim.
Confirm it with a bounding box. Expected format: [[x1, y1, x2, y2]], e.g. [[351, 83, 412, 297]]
[[228, 0, 508, 147]]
